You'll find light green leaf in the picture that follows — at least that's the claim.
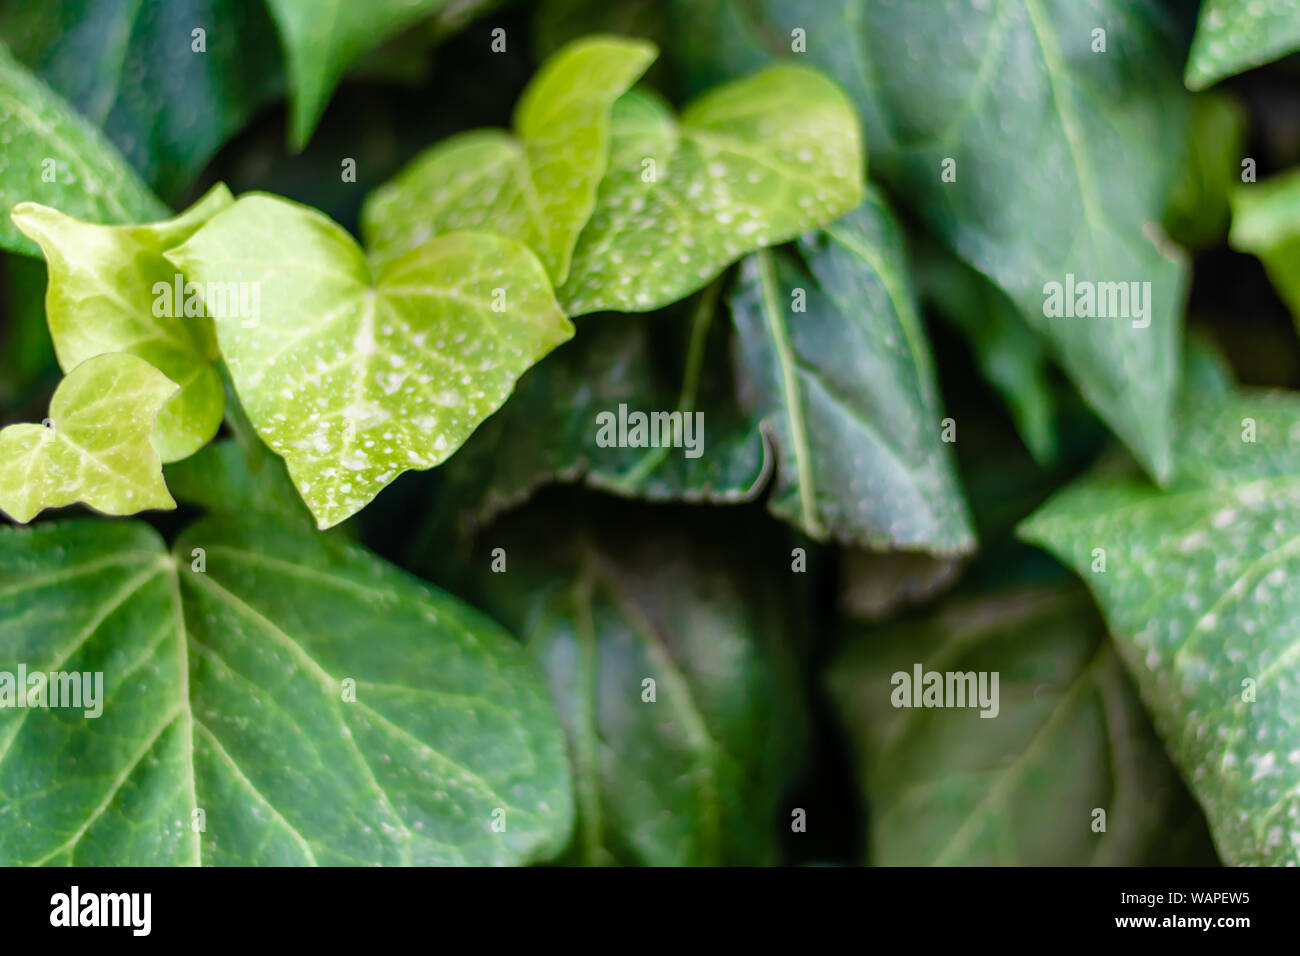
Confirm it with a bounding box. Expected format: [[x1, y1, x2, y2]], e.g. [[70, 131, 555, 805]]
[[667, 0, 1189, 481], [1186, 0, 1300, 90], [166, 193, 574, 529], [1229, 167, 1300, 333], [0, 516, 573, 865], [264, 0, 451, 149], [362, 36, 656, 281], [728, 191, 974, 554], [1020, 387, 1300, 864], [11, 184, 233, 463], [0, 353, 177, 523], [431, 286, 769, 531], [830, 582, 1215, 865], [0, 39, 167, 257], [558, 65, 864, 316], [452, 497, 807, 866]]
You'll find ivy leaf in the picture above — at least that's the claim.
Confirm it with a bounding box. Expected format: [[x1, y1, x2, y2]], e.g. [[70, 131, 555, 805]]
[[452, 496, 807, 866], [11, 184, 233, 463], [0, 515, 573, 865], [0, 0, 284, 201], [0, 40, 167, 258], [1185, 0, 1300, 90], [432, 287, 769, 532], [264, 0, 452, 149], [0, 353, 177, 523], [728, 191, 974, 554], [362, 36, 657, 281], [668, 0, 1189, 482], [1229, 168, 1300, 333], [558, 66, 864, 316], [166, 193, 574, 529], [1020, 387, 1300, 865], [829, 581, 1215, 865]]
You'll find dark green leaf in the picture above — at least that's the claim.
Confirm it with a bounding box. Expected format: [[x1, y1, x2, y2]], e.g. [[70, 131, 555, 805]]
[[455, 497, 807, 865], [669, 0, 1190, 481], [729, 190, 973, 553], [433, 287, 769, 531], [0, 40, 167, 257], [0, 0, 284, 201], [0, 516, 572, 864], [264, 0, 451, 149], [830, 580, 1216, 865]]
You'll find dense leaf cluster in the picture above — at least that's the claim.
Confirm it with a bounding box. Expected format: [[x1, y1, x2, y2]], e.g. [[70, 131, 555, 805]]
[[0, 0, 1298, 866]]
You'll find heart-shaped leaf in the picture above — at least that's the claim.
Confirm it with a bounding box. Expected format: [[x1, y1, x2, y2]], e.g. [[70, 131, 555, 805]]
[[12, 184, 233, 463], [1020, 387, 1300, 864], [0, 353, 177, 523], [728, 191, 974, 554], [0, 40, 167, 257], [0, 515, 573, 865], [558, 66, 863, 316], [362, 35, 657, 281], [166, 193, 574, 529]]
